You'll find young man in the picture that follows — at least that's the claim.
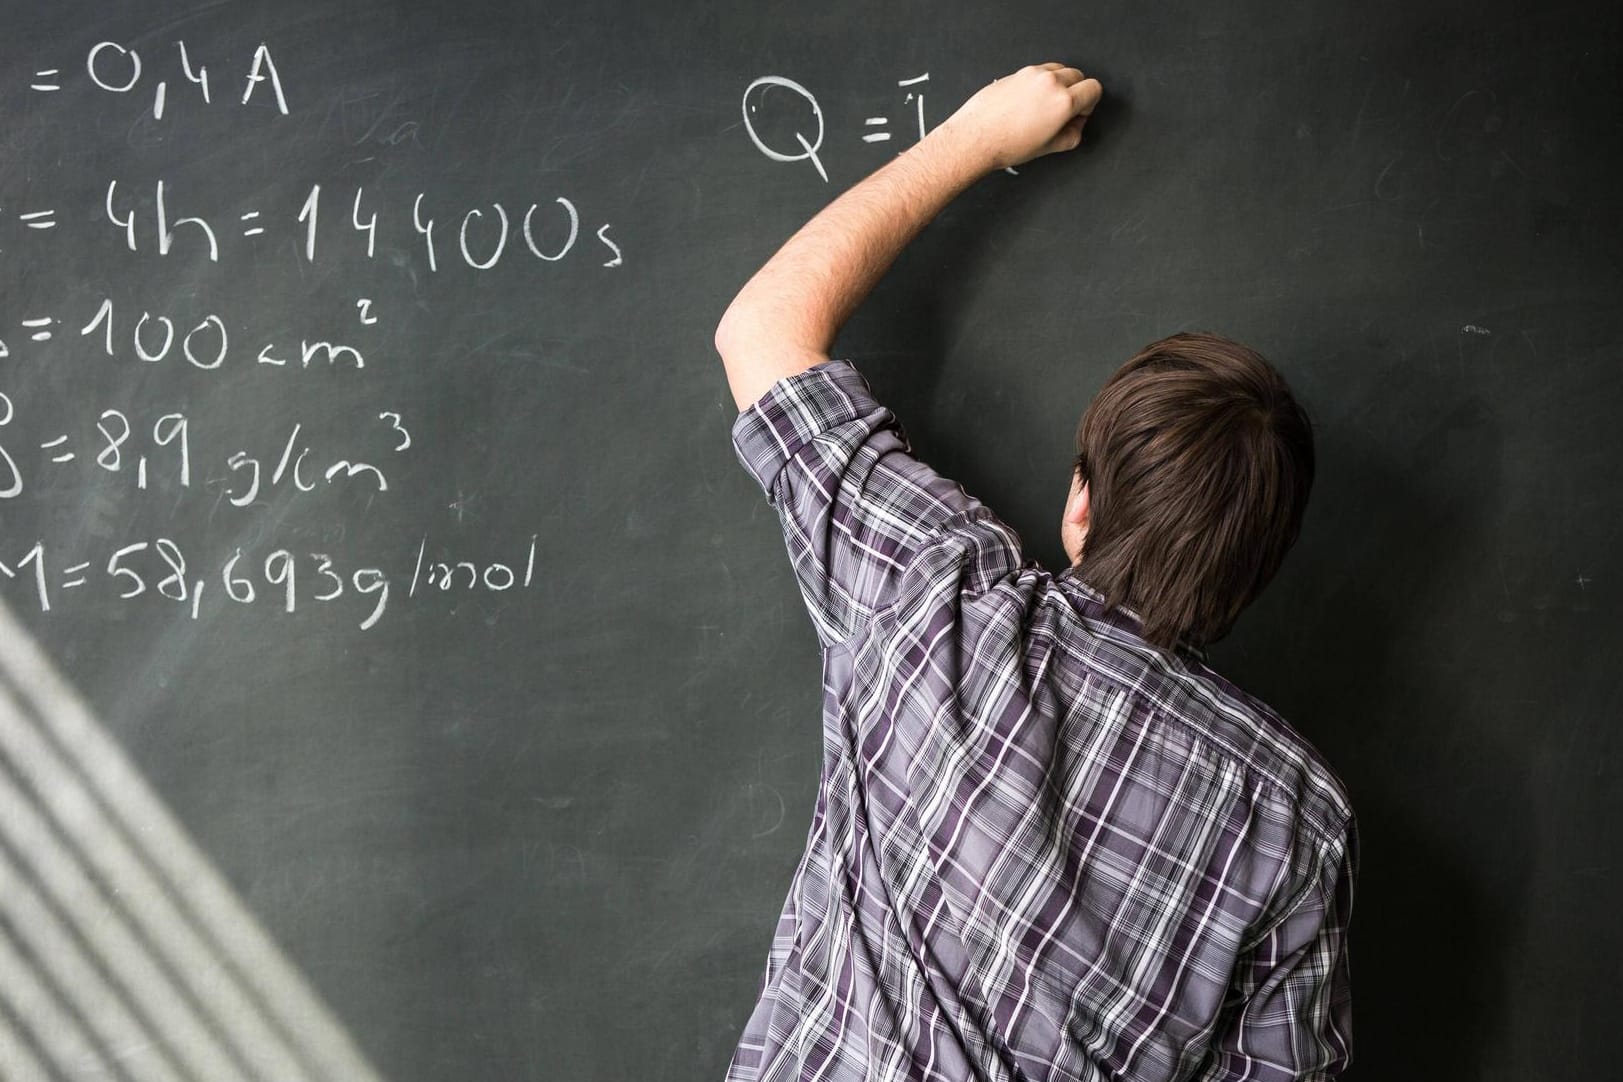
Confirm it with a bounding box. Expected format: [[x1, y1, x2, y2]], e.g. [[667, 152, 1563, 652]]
[[716, 64, 1356, 1082]]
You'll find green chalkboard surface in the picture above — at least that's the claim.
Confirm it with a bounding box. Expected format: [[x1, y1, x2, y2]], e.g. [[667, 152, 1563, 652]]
[[0, 2, 1617, 1079]]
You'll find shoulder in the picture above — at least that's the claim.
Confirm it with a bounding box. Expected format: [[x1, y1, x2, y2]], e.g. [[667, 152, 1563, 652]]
[[869, 517, 1355, 842], [1045, 575, 1355, 842], [1181, 659, 1354, 838], [893, 509, 1025, 599]]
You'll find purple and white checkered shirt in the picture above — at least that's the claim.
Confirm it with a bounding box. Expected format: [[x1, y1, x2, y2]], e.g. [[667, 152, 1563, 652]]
[[726, 360, 1356, 1082]]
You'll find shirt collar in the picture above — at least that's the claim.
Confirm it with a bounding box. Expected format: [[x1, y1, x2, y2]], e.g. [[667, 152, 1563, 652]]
[[1054, 567, 1210, 665]]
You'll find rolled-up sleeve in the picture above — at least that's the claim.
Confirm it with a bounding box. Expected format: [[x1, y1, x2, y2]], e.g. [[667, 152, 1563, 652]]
[[731, 360, 999, 647]]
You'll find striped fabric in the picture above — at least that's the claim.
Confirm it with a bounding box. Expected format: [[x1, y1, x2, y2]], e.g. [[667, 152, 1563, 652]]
[[726, 360, 1356, 1082]]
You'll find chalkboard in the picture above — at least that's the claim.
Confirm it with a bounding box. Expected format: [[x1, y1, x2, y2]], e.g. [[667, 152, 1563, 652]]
[[0, 2, 1617, 1080]]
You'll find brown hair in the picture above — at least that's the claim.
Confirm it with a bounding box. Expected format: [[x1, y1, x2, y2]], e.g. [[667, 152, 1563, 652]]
[[1073, 331, 1314, 650]]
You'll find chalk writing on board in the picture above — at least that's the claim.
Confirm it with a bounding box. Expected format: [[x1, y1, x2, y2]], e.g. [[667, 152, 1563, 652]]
[[2, 35, 612, 634], [408, 536, 539, 596], [54, 297, 371, 372], [32, 40, 290, 119], [0, 539, 391, 628], [0, 400, 403, 502], [741, 72, 932, 182], [101, 182, 624, 271], [0, 534, 539, 629]]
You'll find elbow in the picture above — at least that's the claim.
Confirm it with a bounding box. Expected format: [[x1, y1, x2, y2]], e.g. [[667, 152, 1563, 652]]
[[713, 301, 753, 365], [712, 305, 759, 411], [712, 309, 737, 363], [712, 293, 829, 411]]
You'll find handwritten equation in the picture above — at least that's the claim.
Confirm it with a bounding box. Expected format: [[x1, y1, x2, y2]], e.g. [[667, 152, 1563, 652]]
[[0, 183, 624, 273], [30, 39, 291, 119], [0, 534, 537, 630], [0, 32, 629, 634], [741, 72, 932, 183], [0, 392, 405, 503], [3, 296, 370, 369], [740, 71, 1018, 182], [90, 183, 624, 271]]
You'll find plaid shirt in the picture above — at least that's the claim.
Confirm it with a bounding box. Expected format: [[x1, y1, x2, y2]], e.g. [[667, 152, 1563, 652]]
[[726, 360, 1356, 1082]]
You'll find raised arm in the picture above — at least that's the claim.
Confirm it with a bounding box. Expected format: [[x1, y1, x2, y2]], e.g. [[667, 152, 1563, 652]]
[[713, 63, 1103, 411]]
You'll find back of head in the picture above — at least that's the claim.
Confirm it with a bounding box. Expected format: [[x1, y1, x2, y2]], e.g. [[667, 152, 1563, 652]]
[[1074, 331, 1314, 650]]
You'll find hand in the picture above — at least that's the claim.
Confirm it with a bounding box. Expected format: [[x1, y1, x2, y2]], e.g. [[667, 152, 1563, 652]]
[[933, 63, 1103, 172]]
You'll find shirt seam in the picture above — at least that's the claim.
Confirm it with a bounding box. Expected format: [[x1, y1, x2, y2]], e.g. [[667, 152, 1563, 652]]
[[1052, 654, 1352, 844], [1236, 820, 1354, 955], [819, 505, 1008, 653]]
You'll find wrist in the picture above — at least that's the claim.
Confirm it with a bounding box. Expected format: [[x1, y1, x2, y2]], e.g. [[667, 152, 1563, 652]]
[[912, 120, 998, 187]]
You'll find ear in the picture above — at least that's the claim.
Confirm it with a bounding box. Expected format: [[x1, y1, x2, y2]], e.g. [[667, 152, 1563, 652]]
[[1064, 476, 1091, 528]]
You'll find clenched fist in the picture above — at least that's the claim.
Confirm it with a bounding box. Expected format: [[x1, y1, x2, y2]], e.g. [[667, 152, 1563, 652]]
[[935, 63, 1103, 172]]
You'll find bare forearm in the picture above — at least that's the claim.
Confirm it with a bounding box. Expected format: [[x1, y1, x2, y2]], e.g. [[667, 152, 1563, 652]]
[[714, 128, 989, 410], [713, 63, 1102, 411]]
